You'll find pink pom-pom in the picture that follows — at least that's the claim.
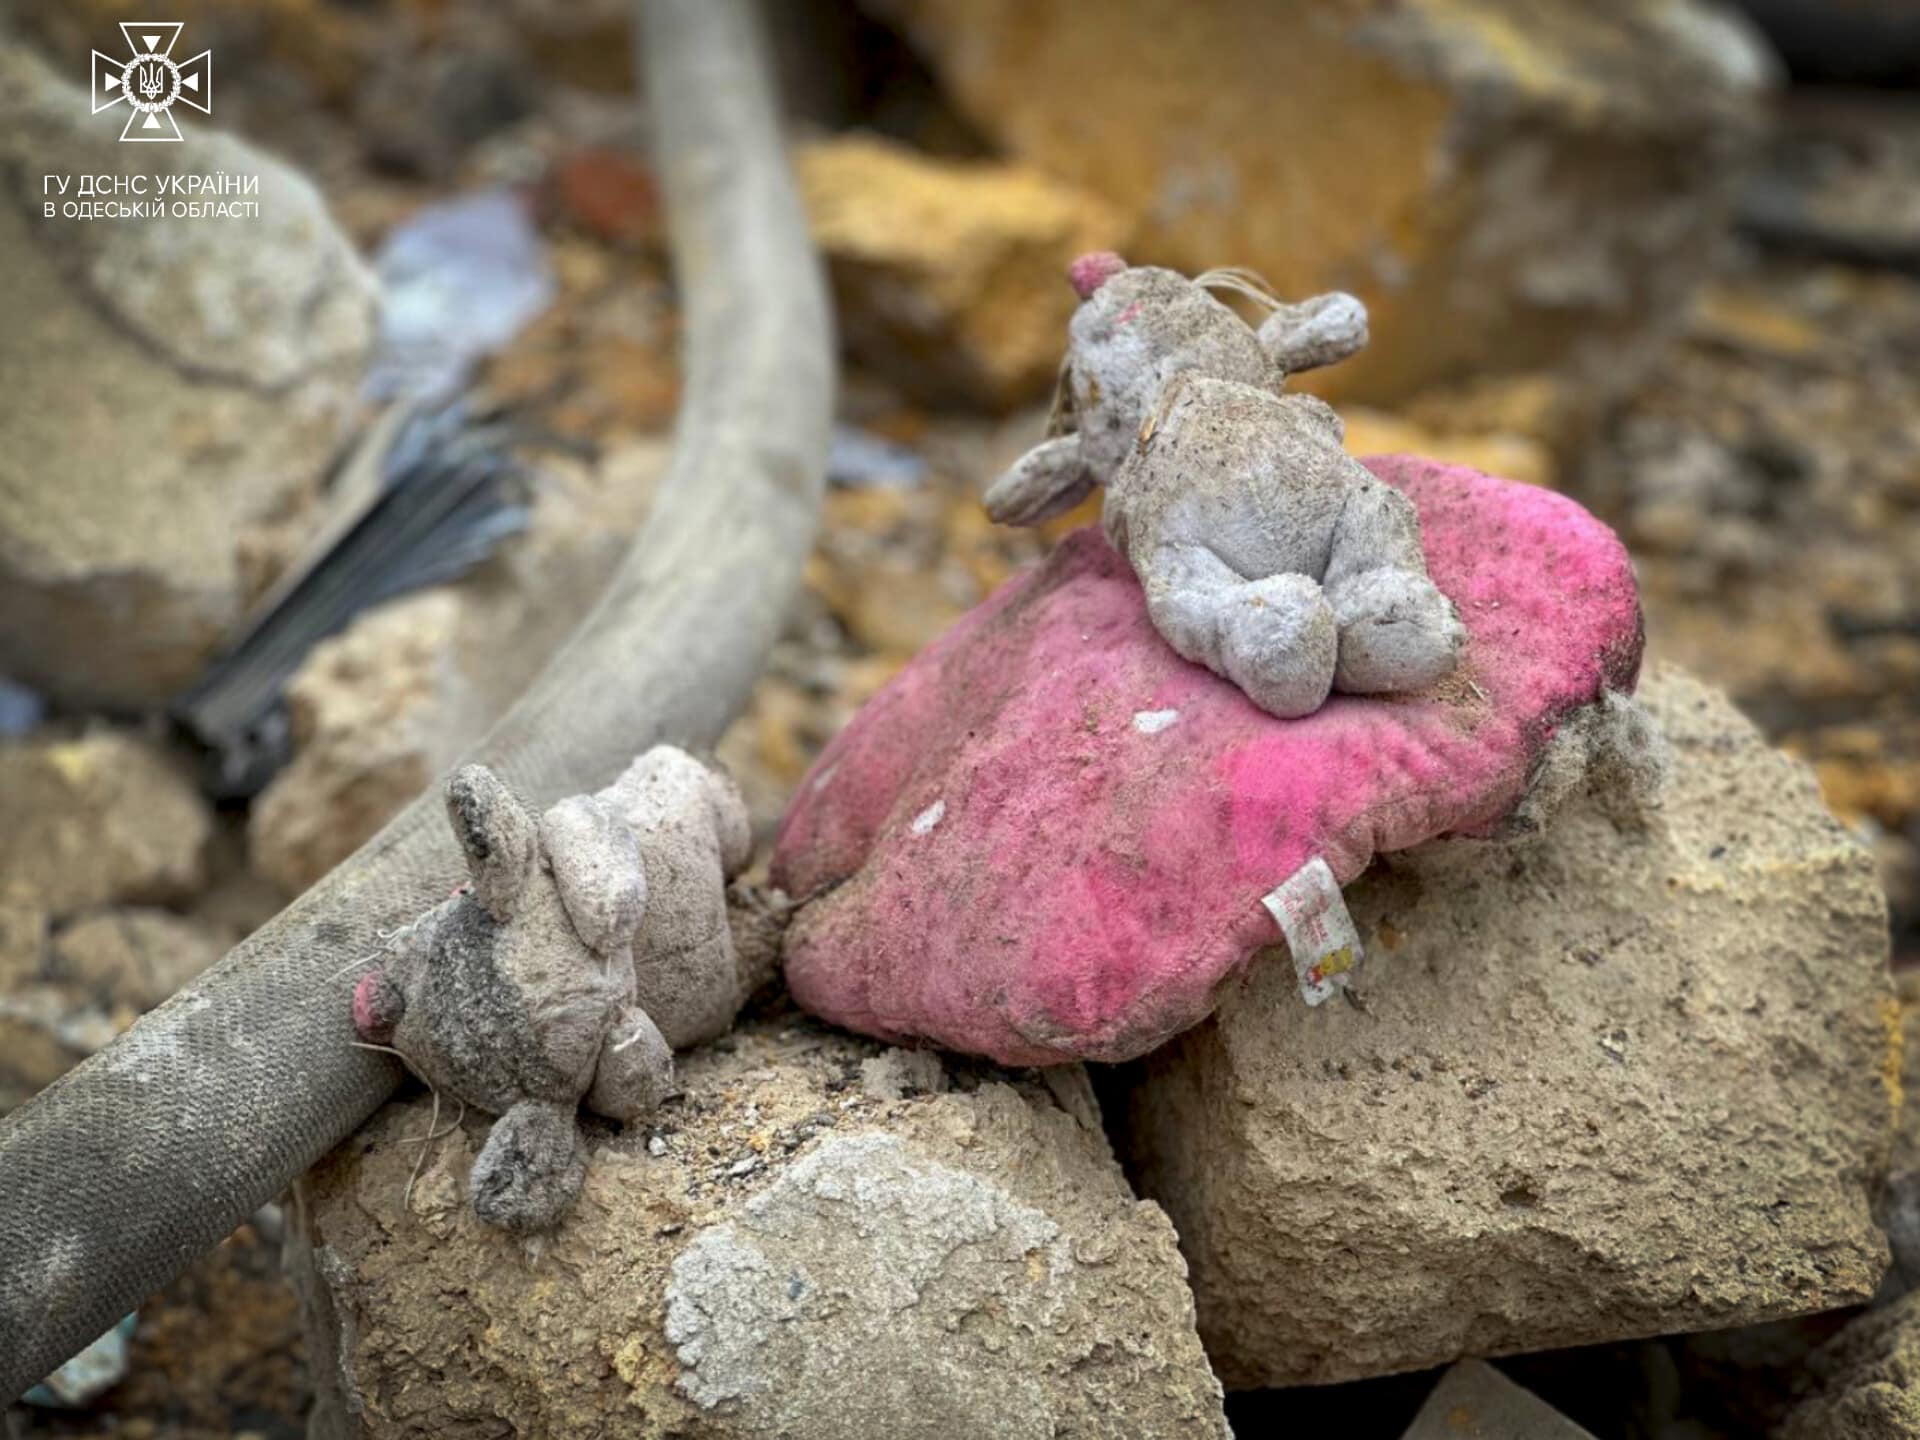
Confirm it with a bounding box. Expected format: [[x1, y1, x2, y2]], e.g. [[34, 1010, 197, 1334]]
[[1068, 251, 1127, 299]]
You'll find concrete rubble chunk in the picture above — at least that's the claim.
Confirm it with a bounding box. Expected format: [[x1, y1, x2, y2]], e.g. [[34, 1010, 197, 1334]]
[[1876, 968, 1920, 1296], [247, 590, 463, 898], [0, 731, 211, 920], [1777, 1291, 1920, 1440], [0, 46, 377, 707], [50, 907, 226, 1012], [293, 1019, 1229, 1438], [1116, 665, 1895, 1388], [797, 133, 1126, 409], [0, 981, 121, 1114], [861, 0, 1775, 433], [248, 442, 663, 896], [1402, 1360, 1597, 1440], [0, 901, 47, 994]]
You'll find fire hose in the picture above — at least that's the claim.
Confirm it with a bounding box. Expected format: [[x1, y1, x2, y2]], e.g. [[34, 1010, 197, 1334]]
[[0, 0, 831, 1394]]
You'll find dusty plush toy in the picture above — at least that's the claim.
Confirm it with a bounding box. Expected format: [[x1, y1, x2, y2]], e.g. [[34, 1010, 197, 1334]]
[[986, 252, 1464, 718], [351, 746, 754, 1233]]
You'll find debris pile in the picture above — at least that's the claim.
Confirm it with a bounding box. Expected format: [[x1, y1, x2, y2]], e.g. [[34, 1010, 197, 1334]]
[[1, 1, 1914, 1434]]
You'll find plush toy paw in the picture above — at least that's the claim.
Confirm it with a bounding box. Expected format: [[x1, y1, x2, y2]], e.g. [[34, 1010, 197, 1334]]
[[983, 434, 1094, 527], [1219, 574, 1340, 718], [1146, 563, 1337, 720], [587, 1005, 676, 1121], [470, 1099, 588, 1235], [1326, 567, 1465, 695]]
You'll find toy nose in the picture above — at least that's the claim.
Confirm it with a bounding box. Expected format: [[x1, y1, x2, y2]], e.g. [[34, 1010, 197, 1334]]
[[352, 968, 403, 1043], [1068, 251, 1127, 299]]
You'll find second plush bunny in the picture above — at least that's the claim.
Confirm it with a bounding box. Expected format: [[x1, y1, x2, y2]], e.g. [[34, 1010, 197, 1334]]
[[351, 745, 755, 1233], [986, 252, 1464, 718]]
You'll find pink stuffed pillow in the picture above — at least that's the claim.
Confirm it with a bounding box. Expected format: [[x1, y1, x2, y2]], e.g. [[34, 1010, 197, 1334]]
[[773, 457, 1644, 1066]]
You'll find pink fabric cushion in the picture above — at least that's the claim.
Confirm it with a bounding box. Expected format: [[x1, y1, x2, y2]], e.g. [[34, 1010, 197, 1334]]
[[773, 456, 1645, 1065]]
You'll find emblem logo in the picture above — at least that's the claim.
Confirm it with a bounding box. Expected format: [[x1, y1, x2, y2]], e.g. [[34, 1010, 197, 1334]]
[[90, 22, 211, 142]]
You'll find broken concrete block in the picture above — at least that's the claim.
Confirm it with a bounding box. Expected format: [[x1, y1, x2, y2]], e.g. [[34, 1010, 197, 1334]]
[[1777, 1291, 1920, 1440], [0, 46, 376, 707], [0, 731, 211, 920], [294, 1015, 1229, 1438], [862, 0, 1775, 430], [797, 133, 1126, 409], [1115, 666, 1894, 1387], [1402, 1361, 1596, 1440]]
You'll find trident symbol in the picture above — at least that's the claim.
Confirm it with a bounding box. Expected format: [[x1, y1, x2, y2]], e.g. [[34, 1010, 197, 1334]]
[[137, 62, 164, 101]]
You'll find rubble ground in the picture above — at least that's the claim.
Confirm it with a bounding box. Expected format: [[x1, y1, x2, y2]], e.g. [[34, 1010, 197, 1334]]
[[3, 1, 1917, 1436]]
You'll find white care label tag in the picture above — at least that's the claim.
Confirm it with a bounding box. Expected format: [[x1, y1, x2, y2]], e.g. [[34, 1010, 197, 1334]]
[[1262, 856, 1363, 1007]]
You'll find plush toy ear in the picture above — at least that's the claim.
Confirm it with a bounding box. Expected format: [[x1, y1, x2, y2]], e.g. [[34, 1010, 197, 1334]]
[[539, 794, 646, 958], [445, 764, 536, 920], [1257, 292, 1369, 376]]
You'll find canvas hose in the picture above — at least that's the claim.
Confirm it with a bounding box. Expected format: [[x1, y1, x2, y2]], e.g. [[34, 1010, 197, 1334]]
[[0, 0, 832, 1395]]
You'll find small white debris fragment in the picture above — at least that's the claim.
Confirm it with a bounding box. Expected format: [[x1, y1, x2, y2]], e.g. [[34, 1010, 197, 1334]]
[[648, 1135, 669, 1157], [1132, 708, 1180, 735], [859, 1049, 948, 1100], [910, 799, 946, 835], [25, 1314, 134, 1408]]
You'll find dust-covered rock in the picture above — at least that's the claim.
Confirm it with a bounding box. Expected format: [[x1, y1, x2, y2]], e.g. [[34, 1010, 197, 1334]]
[[0, 982, 121, 1113], [0, 731, 211, 919], [1877, 969, 1920, 1296], [797, 133, 1125, 409], [1116, 665, 1894, 1387], [50, 907, 226, 1012], [247, 590, 462, 897], [0, 46, 376, 707], [1778, 1292, 1920, 1440], [0, 730, 216, 1109], [294, 1015, 1229, 1438], [859, 1046, 947, 1100], [863, 0, 1774, 431], [0, 1005, 84, 1108], [248, 442, 663, 895], [0, 900, 46, 994]]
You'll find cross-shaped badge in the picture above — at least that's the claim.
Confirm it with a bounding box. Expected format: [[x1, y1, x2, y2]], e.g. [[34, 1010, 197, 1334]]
[[90, 22, 212, 143]]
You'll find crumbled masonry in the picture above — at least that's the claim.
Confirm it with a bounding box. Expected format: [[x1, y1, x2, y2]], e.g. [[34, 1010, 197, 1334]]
[[351, 746, 755, 1232], [987, 253, 1463, 717], [1119, 667, 1892, 1388]]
